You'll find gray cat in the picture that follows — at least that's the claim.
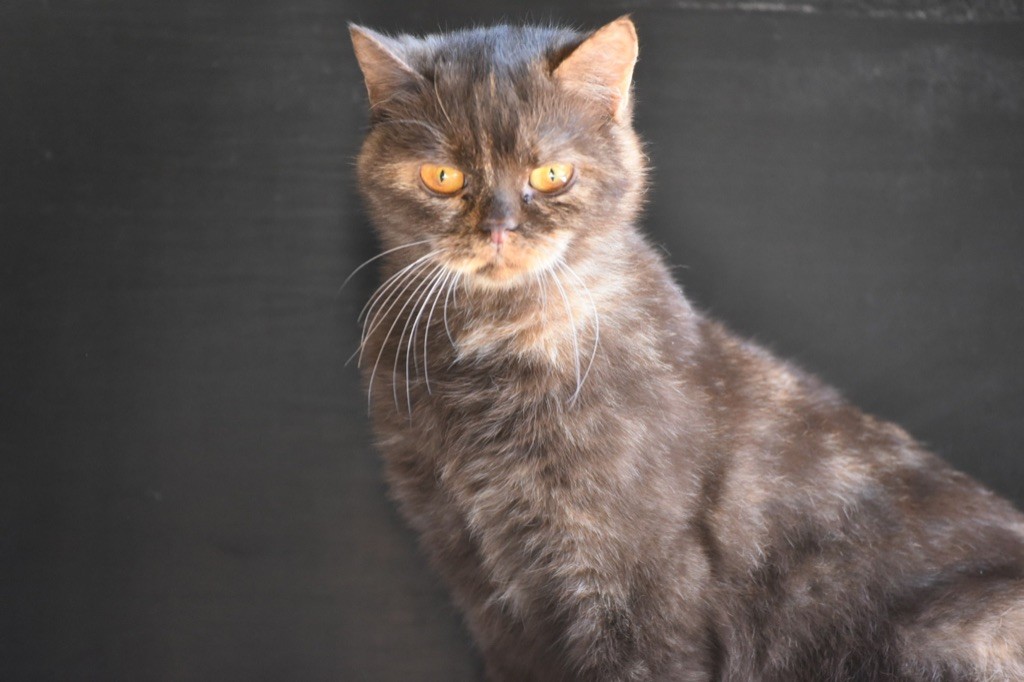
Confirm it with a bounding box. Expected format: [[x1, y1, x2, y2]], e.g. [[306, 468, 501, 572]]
[[349, 17, 1024, 680]]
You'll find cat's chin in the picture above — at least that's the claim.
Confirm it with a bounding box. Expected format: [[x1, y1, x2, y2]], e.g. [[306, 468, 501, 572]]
[[468, 265, 535, 290], [451, 253, 562, 291]]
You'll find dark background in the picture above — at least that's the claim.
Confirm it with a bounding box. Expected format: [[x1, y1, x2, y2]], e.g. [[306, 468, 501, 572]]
[[2, 1, 1022, 679]]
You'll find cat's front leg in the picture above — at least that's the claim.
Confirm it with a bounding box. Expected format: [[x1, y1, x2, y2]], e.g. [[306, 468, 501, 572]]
[[472, 588, 671, 682], [548, 573, 710, 682], [559, 593, 653, 682]]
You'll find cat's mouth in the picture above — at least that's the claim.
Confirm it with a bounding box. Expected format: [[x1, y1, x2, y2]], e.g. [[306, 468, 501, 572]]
[[467, 243, 528, 284], [444, 231, 571, 288]]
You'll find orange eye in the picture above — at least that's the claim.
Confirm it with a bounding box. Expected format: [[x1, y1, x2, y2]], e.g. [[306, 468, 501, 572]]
[[419, 164, 465, 195], [529, 163, 574, 193]]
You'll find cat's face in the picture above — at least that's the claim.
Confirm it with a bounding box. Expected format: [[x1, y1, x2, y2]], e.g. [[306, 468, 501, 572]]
[[352, 19, 644, 290]]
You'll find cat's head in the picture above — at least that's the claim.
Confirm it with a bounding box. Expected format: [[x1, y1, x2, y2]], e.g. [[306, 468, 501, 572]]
[[350, 18, 645, 290]]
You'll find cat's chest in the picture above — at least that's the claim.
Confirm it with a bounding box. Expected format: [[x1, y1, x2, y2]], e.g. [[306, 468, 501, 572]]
[[429, 415, 624, 613], [422, 379, 638, 517], [428, 379, 583, 499], [376, 340, 695, 633]]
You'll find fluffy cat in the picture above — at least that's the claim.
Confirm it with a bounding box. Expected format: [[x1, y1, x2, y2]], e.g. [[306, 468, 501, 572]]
[[348, 17, 1024, 681]]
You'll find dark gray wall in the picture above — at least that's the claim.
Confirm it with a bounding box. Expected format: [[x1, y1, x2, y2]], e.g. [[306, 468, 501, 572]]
[[2, 1, 1022, 680]]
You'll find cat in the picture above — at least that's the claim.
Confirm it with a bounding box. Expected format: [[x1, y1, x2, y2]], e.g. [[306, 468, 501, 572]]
[[348, 16, 1024, 681]]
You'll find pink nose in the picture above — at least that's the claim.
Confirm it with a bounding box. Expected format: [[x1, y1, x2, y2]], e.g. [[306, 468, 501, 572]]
[[480, 216, 518, 245]]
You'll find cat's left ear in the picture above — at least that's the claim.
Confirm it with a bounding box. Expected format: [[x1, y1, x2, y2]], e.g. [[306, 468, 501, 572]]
[[552, 16, 639, 122]]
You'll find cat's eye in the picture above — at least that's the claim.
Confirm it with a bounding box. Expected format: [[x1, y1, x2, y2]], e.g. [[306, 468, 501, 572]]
[[419, 164, 465, 195], [529, 163, 575, 194]]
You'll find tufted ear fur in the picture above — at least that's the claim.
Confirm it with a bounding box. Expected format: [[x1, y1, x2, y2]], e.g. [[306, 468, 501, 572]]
[[552, 16, 639, 122], [349, 24, 424, 109]]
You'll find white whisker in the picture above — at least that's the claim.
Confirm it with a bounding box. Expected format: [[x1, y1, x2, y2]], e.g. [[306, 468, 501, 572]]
[[534, 270, 548, 326], [443, 271, 460, 347], [337, 238, 432, 297], [352, 254, 437, 367], [359, 250, 437, 326], [387, 260, 444, 409], [404, 266, 448, 414], [549, 267, 581, 402], [423, 268, 455, 395], [350, 262, 426, 368], [432, 78, 455, 130], [560, 262, 600, 402], [367, 262, 444, 412]]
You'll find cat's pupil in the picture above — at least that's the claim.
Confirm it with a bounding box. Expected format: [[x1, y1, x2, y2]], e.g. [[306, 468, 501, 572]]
[[439, 169, 447, 183], [547, 168, 556, 182]]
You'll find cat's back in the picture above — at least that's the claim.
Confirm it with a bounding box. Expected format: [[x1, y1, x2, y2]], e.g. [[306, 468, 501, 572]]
[[687, 313, 1024, 568], [684, 315, 1024, 679]]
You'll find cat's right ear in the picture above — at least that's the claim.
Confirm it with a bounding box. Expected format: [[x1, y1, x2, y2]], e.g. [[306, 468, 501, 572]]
[[349, 24, 424, 110]]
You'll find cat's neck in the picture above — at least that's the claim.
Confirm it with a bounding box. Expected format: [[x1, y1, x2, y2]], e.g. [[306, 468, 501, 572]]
[[448, 229, 692, 369]]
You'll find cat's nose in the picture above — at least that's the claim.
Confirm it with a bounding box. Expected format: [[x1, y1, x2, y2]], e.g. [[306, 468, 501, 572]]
[[479, 216, 519, 245], [479, 215, 518, 233]]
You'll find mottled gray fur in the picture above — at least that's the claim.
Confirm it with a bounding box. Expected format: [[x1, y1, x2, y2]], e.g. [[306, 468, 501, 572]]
[[349, 18, 1024, 681]]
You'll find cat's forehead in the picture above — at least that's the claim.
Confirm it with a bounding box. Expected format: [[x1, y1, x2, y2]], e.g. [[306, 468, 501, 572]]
[[410, 25, 581, 74], [395, 26, 597, 160]]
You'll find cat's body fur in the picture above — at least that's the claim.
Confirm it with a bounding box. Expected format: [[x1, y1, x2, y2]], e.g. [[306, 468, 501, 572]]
[[349, 19, 1024, 680]]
